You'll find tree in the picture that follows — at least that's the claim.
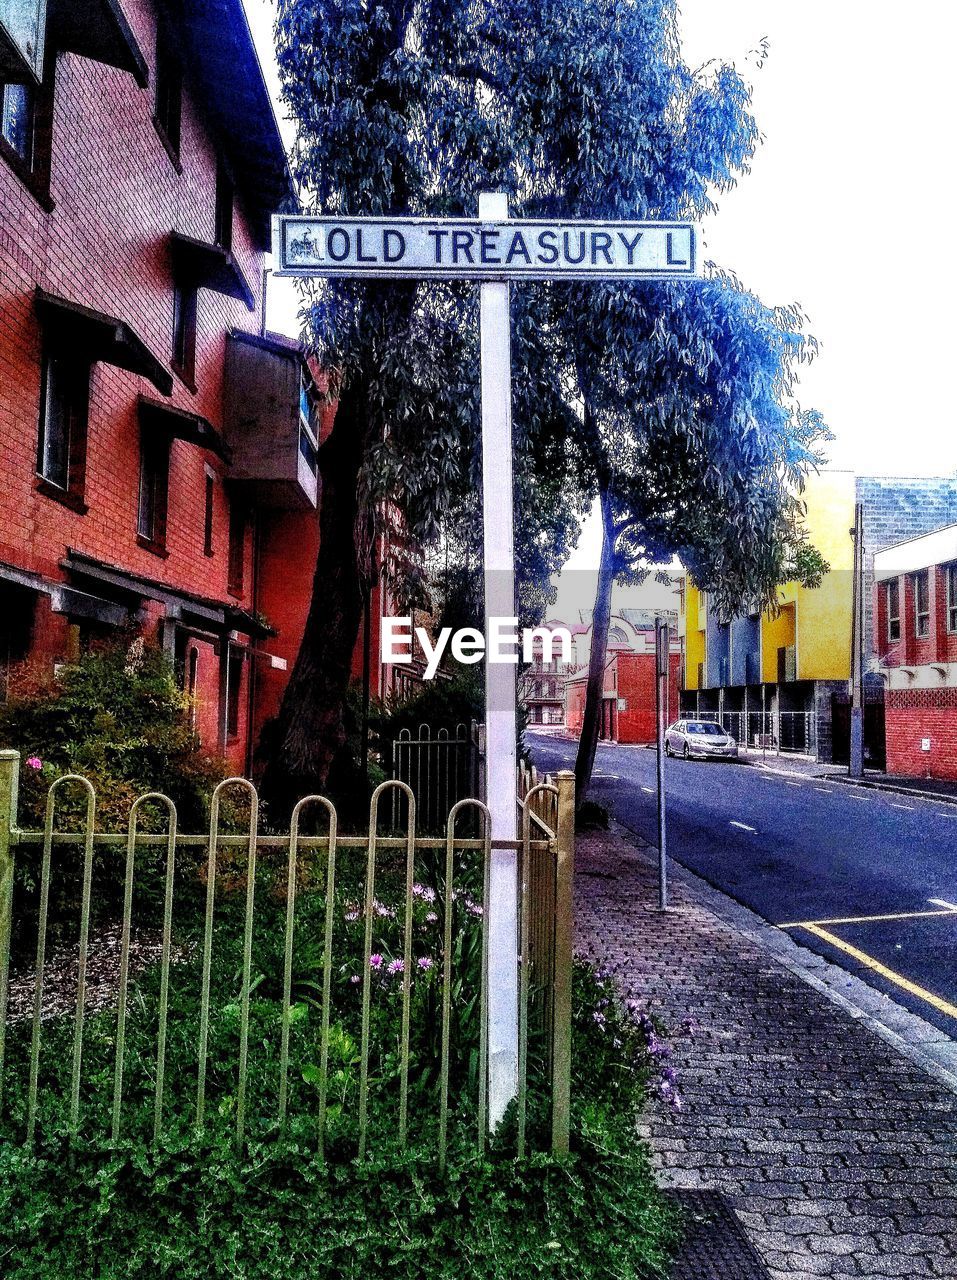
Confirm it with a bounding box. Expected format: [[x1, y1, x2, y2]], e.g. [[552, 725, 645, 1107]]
[[267, 0, 827, 814]]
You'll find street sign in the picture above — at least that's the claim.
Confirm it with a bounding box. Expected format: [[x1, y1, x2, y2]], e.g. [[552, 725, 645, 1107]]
[[271, 198, 700, 1129], [274, 216, 697, 282]]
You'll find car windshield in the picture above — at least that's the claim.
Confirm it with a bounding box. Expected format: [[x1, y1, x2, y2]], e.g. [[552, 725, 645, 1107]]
[[687, 722, 723, 736]]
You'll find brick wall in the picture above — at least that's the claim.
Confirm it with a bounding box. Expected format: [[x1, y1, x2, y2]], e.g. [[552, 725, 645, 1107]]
[[857, 475, 957, 665], [0, 0, 273, 769], [885, 688, 957, 781]]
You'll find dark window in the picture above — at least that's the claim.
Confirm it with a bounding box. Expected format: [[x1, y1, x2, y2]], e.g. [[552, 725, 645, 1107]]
[[172, 279, 197, 386], [215, 155, 233, 252], [914, 571, 930, 638], [227, 501, 245, 596], [154, 25, 182, 160], [137, 433, 170, 549], [37, 352, 89, 498], [948, 563, 957, 634], [0, 582, 36, 702], [886, 578, 901, 642], [225, 645, 242, 740], [203, 468, 215, 556]]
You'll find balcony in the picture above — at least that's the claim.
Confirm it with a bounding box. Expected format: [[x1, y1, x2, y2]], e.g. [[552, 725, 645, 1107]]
[[223, 331, 319, 511]]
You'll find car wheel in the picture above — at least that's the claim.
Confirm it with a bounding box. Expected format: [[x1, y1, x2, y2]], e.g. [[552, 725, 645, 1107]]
[[682, 744, 690, 760], [665, 741, 672, 757]]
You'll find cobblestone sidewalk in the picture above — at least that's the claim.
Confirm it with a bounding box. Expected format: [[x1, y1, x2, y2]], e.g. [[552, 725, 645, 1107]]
[[575, 825, 957, 1280]]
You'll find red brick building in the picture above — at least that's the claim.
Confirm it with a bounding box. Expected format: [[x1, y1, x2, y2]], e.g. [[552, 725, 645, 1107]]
[[0, 0, 340, 771], [874, 525, 957, 780], [565, 617, 682, 745]]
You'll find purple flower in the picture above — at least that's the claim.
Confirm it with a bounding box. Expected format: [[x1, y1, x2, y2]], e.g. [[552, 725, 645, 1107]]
[[344, 908, 359, 922], [417, 956, 433, 971], [592, 1011, 606, 1026], [413, 885, 436, 903], [350, 975, 361, 985], [425, 911, 438, 924], [369, 954, 384, 970], [387, 958, 405, 975], [26, 757, 42, 770]]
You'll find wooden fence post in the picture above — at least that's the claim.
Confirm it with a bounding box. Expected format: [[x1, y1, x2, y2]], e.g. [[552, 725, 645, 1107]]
[[551, 769, 575, 1155], [0, 750, 20, 1105]]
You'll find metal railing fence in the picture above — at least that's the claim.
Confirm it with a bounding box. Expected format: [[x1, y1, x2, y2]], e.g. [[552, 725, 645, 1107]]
[[0, 750, 573, 1165], [698, 710, 816, 756], [391, 723, 481, 835]]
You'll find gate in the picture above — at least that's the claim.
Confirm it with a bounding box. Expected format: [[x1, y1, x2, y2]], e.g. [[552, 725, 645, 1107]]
[[0, 749, 573, 1164], [391, 723, 481, 834]]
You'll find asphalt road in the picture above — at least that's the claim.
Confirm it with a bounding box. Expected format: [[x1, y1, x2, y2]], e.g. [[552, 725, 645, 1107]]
[[526, 729, 957, 1037]]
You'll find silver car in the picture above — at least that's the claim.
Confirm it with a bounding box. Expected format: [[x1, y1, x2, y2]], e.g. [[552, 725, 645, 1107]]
[[665, 719, 739, 760]]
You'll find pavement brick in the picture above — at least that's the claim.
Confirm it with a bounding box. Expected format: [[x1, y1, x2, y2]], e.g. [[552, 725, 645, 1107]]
[[575, 825, 957, 1279]]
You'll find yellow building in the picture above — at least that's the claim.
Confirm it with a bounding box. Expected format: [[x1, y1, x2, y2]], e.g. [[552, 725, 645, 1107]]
[[680, 471, 856, 760]]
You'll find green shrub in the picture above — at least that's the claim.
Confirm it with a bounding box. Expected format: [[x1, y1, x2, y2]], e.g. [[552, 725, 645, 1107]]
[[0, 638, 230, 833]]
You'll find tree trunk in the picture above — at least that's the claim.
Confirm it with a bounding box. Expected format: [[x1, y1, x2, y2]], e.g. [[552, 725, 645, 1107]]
[[574, 483, 616, 809], [259, 377, 372, 817]]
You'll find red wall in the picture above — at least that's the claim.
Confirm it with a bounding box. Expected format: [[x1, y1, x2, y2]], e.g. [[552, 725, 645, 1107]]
[[563, 650, 681, 744], [886, 690, 957, 781]]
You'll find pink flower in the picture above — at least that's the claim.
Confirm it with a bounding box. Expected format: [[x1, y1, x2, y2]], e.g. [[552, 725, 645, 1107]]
[[369, 954, 384, 970], [417, 956, 433, 971], [26, 757, 42, 770], [387, 958, 405, 976]]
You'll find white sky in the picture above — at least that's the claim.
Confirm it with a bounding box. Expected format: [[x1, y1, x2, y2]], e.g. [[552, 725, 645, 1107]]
[[244, 0, 957, 588]]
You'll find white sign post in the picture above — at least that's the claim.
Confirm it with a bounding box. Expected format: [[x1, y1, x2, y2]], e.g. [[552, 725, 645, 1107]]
[[274, 200, 699, 1129]]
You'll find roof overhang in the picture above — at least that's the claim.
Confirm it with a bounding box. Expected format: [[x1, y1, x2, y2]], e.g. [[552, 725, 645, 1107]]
[[874, 524, 957, 581], [170, 232, 255, 311], [63, 550, 261, 634], [158, 0, 295, 248], [139, 396, 229, 462], [36, 289, 172, 396], [48, 0, 148, 87]]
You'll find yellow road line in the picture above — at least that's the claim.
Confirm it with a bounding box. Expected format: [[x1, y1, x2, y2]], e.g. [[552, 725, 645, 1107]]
[[796, 923, 957, 1022], [779, 908, 957, 928]]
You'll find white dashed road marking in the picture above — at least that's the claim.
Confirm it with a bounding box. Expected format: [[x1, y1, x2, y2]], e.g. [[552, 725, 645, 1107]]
[[889, 803, 914, 811], [730, 821, 757, 833], [928, 898, 957, 912]]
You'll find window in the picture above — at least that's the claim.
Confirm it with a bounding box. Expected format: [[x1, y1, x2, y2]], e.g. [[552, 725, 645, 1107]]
[[914, 570, 930, 639], [215, 155, 233, 252], [203, 467, 215, 556], [0, 66, 53, 204], [153, 24, 182, 161], [947, 563, 957, 633], [1, 81, 33, 162], [225, 645, 243, 740], [172, 279, 197, 386], [37, 353, 89, 501], [187, 647, 199, 731], [299, 376, 319, 478], [0, 581, 36, 702], [137, 434, 169, 550], [886, 578, 901, 642], [227, 501, 245, 596]]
